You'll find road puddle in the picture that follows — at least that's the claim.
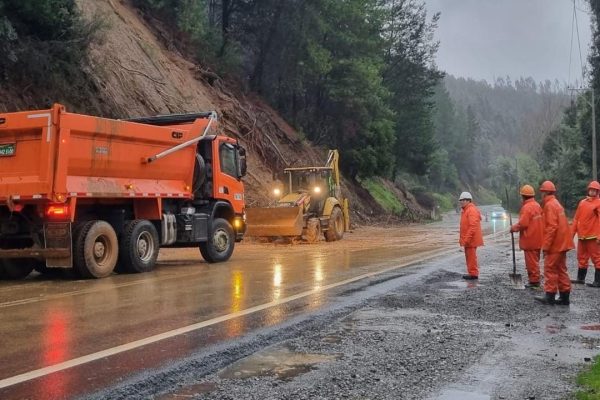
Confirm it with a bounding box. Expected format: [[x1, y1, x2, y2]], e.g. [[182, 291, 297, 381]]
[[436, 389, 490, 400], [546, 324, 565, 334], [581, 324, 600, 331], [218, 346, 339, 381], [321, 334, 342, 344], [443, 280, 482, 289], [156, 382, 217, 399]]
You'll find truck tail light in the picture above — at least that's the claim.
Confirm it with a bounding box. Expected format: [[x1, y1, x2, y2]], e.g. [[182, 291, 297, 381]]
[[46, 204, 70, 219]]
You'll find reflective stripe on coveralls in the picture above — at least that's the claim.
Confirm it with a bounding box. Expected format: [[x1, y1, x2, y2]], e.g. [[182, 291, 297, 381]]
[[460, 202, 483, 277], [511, 197, 543, 284], [572, 196, 600, 270], [465, 247, 479, 277], [577, 240, 600, 270], [544, 252, 571, 293], [542, 194, 574, 293], [571, 197, 600, 240], [524, 250, 541, 283]]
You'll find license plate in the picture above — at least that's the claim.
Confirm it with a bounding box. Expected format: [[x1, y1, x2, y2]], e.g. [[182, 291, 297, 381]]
[[0, 143, 15, 157]]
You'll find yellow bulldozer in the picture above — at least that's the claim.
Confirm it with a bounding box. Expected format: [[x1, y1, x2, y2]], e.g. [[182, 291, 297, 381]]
[[246, 150, 350, 242]]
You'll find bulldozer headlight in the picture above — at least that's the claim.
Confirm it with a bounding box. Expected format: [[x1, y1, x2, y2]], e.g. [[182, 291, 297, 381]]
[[273, 188, 282, 197], [313, 186, 322, 194]]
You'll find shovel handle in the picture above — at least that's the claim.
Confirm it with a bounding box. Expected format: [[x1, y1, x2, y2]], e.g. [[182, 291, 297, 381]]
[[506, 188, 517, 274]]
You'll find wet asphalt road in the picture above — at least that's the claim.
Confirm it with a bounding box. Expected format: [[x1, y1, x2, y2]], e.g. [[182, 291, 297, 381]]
[[0, 211, 508, 399]]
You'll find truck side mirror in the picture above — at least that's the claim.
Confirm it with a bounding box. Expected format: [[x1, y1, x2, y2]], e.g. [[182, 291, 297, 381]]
[[238, 146, 247, 178]]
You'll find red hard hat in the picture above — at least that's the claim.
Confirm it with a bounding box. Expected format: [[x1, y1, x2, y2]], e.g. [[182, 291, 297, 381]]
[[539, 180, 556, 192], [588, 181, 600, 191]]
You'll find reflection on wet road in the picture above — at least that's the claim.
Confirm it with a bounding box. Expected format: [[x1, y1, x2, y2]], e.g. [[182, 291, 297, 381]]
[[0, 214, 507, 398]]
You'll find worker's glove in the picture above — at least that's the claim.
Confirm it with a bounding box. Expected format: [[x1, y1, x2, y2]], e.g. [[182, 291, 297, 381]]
[[510, 225, 518, 233]]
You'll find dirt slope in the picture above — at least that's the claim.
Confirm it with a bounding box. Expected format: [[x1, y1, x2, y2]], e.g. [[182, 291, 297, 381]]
[[74, 0, 427, 222]]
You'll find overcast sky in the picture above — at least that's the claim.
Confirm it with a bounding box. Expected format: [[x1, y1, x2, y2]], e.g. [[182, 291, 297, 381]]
[[424, 0, 593, 85]]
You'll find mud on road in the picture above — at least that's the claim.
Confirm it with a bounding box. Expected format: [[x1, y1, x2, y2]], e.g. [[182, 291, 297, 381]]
[[89, 229, 600, 400]]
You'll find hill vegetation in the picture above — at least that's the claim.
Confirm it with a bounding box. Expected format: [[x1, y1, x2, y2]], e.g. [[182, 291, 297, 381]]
[[3, 0, 598, 217]]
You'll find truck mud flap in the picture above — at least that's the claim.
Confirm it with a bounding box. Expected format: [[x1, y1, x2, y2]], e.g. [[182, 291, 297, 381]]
[[44, 222, 72, 268], [245, 206, 304, 237]]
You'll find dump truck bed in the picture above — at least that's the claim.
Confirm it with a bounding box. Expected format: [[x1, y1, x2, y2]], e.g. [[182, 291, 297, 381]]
[[0, 104, 204, 203]]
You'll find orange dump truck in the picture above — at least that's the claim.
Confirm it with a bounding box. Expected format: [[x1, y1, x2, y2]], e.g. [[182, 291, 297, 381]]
[[0, 104, 247, 279]]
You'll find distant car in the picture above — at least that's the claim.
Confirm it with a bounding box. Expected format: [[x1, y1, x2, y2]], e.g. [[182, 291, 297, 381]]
[[490, 207, 508, 219]]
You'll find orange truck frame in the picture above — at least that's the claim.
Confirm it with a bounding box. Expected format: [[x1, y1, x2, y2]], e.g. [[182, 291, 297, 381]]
[[0, 104, 247, 279]]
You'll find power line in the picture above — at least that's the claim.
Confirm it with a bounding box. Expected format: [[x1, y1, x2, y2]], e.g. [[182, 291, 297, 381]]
[[574, 0, 587, 82]]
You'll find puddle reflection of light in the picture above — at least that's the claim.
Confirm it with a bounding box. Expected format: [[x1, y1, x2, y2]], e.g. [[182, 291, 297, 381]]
[[41, 309, 72, 399], [265, 264, 285, 324], [227, 271, 246, 337], [231, 270, 244, 312], [491, 218, 509, 234], [273, 264, 282, 301], [314, 258, 324, 289]]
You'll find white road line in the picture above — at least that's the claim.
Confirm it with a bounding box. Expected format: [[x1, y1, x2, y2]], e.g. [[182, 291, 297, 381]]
[[0, 246, 461, 390]]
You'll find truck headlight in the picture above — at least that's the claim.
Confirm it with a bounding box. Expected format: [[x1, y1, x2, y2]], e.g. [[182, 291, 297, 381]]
[[313, 186, 322, 194], [273, 188, 281, 197]]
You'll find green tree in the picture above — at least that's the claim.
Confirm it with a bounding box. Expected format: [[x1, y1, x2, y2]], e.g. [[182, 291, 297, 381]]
[[0, 0, 101, 112]]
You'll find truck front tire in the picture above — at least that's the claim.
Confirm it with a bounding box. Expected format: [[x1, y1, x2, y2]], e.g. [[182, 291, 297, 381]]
[[117, 220, 159, 273], [73, 220, 118, 279], [199, 218, 235, 263]]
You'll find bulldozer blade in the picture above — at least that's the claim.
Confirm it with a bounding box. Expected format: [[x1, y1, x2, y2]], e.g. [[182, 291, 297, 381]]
[[246, 206, 304, 237], [509, 273, 525, 289]]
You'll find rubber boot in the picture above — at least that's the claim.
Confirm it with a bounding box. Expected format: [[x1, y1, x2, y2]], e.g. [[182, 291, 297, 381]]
[[462, 274, 478, 280], [571, 268, 587, 284], [525, 282, 540, 289], [556, 292, 570, 306], [534, 292, 555, 305], [586, 269, 600, 288]]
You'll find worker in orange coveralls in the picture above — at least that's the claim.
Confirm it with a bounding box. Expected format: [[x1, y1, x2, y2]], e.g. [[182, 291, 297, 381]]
[[570, 180, 600, 287], [510, 184, 543, 288], [535, 180, 575, 305], [459, 191, 483, 280]]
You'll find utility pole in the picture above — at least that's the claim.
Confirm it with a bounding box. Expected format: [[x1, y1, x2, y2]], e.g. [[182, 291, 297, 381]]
[[569, 87, 597, 180], [593, 89, 597, 180]]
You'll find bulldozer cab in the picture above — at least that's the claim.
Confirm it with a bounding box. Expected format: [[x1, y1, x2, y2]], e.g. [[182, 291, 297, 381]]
[[285, 167, 333, 196]]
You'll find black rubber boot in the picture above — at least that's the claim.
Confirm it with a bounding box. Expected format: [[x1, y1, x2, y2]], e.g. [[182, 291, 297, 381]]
[[525, 282, 540, 289], [534, 292, 555, 305], [586, 269, 600, 288], [556, 292, 570, 306], [571, 268, 587, 284], [462, 274, 478, 280]]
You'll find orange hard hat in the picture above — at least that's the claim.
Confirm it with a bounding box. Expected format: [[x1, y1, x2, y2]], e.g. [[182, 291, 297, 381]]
[[519, 184, 535, 196], [539, 180, 556, 192], [588, 181, 600, 191]]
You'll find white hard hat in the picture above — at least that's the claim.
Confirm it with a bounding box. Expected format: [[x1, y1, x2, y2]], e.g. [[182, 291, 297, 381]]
[[459, 191, 473, 201]]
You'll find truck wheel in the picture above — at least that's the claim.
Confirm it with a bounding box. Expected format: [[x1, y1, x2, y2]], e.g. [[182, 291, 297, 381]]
[[117, 220, 159, 273], [0, 259, 34, 280], [73, 220, 118, 279], [304, 217, 321, 243], [325, 207, 344, 242], [199, 218, 235, 263]]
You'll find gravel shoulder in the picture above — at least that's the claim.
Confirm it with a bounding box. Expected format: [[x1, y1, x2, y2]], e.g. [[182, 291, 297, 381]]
[[89, 235, 600, 400]]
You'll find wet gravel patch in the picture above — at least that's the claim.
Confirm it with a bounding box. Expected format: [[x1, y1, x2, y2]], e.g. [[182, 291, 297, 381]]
[[85, 239, 600, 400]]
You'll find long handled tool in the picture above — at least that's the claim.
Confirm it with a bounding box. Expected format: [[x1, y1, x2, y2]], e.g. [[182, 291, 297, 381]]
[[506, 188, 525, 289]]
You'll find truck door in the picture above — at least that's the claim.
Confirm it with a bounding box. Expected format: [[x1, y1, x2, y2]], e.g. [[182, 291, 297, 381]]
[[214, 141, 245, 212]]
